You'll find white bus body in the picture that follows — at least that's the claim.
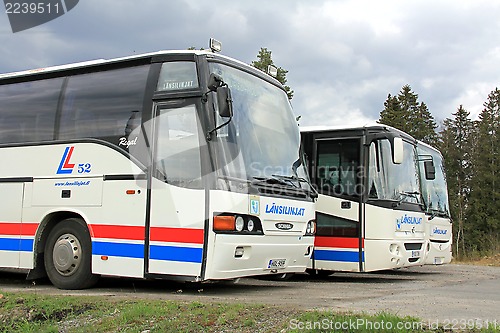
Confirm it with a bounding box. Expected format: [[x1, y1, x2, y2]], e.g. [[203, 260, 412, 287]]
[[0, 49, 315, 289], [301, 125, 426, 273], [417, 141, 452, 265]]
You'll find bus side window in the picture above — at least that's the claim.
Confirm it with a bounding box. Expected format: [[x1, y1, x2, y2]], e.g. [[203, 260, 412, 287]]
[[0, 79, 61, 144], [155, 105, 203, 189], [58, 65, 149, 147]]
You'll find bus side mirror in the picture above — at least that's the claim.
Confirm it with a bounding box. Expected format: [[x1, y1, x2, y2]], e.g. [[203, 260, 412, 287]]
[[392, 137, 404, 164], [217, 86, 233, 118], [207, 73, 224, 92], [424, 160, 436, 180], [206, 73, 233, 118]]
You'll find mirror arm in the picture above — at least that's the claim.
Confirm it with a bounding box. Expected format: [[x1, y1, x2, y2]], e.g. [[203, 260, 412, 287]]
[[206, 116, 232, 141]]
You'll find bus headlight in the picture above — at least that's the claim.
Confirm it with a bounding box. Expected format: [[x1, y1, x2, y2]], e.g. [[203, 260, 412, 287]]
[[213, 213, 263, 234], [235, 216, 245, 232], [305, 220, 316, 236]]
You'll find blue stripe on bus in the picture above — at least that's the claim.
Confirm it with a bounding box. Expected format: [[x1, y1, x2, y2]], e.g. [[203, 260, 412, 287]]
[[150, 245, 203, 264], [92, 241, 145, 259], [314, 249, 364, 263], [92, 241, 203, 263], [0, 238, 34, 252]]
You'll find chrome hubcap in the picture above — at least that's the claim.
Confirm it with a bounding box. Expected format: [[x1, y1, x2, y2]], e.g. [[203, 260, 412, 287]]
[[52, 233, 82, 276]]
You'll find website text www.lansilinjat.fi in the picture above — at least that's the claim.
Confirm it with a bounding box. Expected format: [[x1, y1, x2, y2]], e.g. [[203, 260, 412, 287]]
[[54, 180, 90, 187], [289, 318, 499, 331]]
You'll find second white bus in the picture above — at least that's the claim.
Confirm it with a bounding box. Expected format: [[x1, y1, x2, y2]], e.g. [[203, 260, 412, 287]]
[[301, 125, 426, 274]]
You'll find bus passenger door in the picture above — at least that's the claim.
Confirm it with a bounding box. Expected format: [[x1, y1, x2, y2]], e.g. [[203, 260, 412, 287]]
[[147, 101, 206, 279], [0, 182, 25, 268], [312, 138, 363, 272]]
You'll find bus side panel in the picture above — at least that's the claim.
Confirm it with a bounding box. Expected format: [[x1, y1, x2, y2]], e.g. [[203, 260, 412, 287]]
[[0, 183, 25, 268], [311, 194, 361, 272], [90, 179, 148, 278], [313, 237, 362, 272], [148, 180, 205, 278]]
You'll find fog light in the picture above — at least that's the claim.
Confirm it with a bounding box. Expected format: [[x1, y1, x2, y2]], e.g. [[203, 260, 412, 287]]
[[389, 244, 400, 255], [235, 246, 244, 258]]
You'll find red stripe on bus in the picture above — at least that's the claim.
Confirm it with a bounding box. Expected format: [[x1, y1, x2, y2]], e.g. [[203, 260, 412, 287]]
[[89, 225, 204, 244], [314, 236, 364, 249], [150, 227, 204, 244], [89, 225, 145, 241], [0, 222, 38, 236]]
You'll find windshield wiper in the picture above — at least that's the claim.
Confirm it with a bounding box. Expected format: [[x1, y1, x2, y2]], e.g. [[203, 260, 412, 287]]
[[392, 191, 420, 207], [252, 176, 296, 188], [428, 208, 450, 220], [272, 174, 318, 199]]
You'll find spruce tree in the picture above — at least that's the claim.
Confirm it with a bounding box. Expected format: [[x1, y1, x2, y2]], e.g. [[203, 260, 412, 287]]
[[251, 48, 294, 100], [438, 105, 474, 257], [379, 85, 438, 145], [468, 88, 500, 253]]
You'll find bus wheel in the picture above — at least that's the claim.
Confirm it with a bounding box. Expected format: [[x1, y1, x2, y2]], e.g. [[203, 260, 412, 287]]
[[44, 218, 99, 289], [306, 269, 335, 278]]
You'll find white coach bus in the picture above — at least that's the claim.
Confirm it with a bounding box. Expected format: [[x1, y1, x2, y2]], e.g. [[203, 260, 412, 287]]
[[0, 42, 316, 289], [417, 141, 452, 265], [301, 125, 426, 274]]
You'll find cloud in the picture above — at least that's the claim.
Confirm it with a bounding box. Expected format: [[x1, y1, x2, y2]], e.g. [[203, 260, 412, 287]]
[[1, 0, 500, 127]]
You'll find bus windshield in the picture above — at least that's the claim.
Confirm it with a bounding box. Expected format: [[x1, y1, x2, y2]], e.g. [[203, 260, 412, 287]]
[[208, 62, 308, 190], [418, 145, 450, 217], [368, 139, 421, 204]]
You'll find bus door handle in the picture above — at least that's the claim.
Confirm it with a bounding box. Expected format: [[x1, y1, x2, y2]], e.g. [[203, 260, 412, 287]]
[[341, 201, 351, 209]]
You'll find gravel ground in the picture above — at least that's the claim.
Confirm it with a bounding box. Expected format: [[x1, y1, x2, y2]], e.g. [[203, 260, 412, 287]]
[[1, 264, 499, 326]]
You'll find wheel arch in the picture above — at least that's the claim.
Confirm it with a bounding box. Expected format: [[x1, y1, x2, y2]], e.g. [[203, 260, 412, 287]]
[[27, 211, 88, 280]]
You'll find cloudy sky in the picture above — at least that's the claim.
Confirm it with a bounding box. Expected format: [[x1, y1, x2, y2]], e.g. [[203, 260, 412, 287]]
[[1, 0, 499, 127]]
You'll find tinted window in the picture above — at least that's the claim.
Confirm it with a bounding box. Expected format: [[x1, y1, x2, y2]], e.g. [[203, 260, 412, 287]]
[[0, 78, 63, 144], [316, 212, 360, 237], [316, 139, 361, 197], [157, 62, 198, 91], [155, 104, 203, 189], [59, 65, 150, 146]]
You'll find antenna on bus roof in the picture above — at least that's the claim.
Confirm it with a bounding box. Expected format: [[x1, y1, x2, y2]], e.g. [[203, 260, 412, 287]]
[[209, 38, 222, 53]]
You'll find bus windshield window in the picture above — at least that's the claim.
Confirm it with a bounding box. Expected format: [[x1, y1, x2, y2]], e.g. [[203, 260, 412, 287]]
[[368, 139, 421, 204], [208, 63, 305, 184], [418, 145, 450, 217]]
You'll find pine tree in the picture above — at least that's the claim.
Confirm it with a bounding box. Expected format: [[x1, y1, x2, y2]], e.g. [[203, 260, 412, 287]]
[[468, 88, 500, 253], [251, 48, 294, 100], [438, 105, 474, 257], [379, 85, 438, 145]]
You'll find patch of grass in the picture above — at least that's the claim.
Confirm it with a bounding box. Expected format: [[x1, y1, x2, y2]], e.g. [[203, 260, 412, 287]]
[[453, 252, 500, 267], [0, 291, 498, 332]]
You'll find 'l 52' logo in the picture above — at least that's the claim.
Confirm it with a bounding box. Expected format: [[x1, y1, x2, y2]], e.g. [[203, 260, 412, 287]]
[[4, 0, 79, 33]]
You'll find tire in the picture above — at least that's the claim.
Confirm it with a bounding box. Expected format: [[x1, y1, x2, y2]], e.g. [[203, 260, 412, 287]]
[[257, 273, 293, 281], [44, 218, 99, 289], [306, 269, 335, 277]]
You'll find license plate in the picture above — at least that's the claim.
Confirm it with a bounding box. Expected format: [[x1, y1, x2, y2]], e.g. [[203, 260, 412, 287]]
[[434, 257, 444, 265], [267, 259, 286, 269], [411, 250, 420, 258]]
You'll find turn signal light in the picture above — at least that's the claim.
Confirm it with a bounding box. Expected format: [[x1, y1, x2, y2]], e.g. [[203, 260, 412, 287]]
[[213, 215, 235, 231]]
